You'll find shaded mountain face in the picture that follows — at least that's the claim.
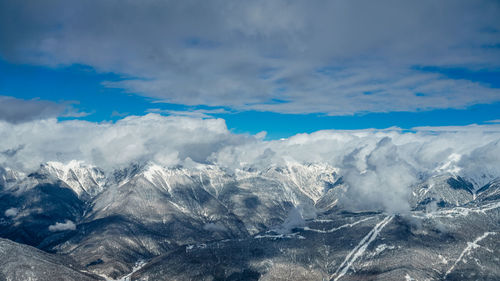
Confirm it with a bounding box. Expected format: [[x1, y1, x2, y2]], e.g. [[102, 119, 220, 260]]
[[0, 182, 84, 248], [0, 161, 499, 280]]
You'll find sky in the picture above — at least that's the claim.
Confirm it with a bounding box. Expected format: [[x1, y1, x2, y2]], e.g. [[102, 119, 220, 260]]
[[1, 0, 500, 139]]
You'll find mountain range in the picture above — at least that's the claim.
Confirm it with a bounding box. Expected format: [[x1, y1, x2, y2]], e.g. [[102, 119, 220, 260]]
[[0, 160, 498, 280]]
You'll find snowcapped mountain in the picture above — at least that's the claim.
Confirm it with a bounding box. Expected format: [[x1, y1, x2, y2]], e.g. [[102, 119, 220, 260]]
[[41, 161, 106, 199], [0, 161, 105, 201], [0, 160, 499, 280]]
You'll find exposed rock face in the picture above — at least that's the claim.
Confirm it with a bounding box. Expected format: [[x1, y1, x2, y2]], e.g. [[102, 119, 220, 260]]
[[0, 161, 498, 280]]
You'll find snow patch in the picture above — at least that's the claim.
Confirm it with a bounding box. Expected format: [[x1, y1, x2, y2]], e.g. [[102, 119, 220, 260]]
[[105, 260, 147, 281], [371, 243, 395, 257], [404, 273, 416, 281], [438, 254, 448, 264]]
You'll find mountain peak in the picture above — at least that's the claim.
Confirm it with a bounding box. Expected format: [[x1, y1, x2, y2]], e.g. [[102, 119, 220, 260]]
[[40, 161, 105, 198]]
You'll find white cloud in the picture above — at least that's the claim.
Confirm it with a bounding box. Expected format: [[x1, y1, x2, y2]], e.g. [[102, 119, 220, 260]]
[[0, 114, 252, 172], [48, 220, 76, 232], [1, 115, 499, 214], [4, 208, 19, 217], [1, 1, 499, 115], [211, 124, 500, 213]]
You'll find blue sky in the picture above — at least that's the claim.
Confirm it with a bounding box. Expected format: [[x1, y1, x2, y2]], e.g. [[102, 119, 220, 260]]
[[1, 1, 499, 139], [1, 59, 499, 139]]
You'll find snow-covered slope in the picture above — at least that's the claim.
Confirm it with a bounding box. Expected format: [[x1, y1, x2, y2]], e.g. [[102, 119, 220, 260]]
[[476, 178, 500, 202], [41, 161, 106, 198], [0, 161, 106, 200], [409, 175, 475, 209]]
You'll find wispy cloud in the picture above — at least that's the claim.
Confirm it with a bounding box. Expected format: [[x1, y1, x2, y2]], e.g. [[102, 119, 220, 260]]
[[61, 110, 93, 118], [486, 119, 500, 124], [111, 110, 129, 117], [148, 108, 232, 119], [1, 1, 499, 115]]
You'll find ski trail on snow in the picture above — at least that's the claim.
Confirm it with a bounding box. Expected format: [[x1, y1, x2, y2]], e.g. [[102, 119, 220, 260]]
[[303, 217, 375, 233], [444, 232, 496, 279], [331, 215, 394, 281]]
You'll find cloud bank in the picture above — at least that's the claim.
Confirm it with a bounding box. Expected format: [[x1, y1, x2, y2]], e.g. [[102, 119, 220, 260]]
[[1, 114, 500, 213], [0, 114, 249, 171], [1, 0, 499, 115]]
